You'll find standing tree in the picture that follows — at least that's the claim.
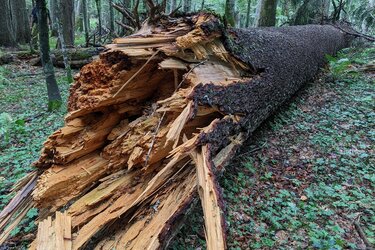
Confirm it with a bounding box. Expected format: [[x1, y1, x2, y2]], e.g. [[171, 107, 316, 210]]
[[109, 0, 115, 33], [95, 0, 102, 36], [82, 0, 90, 46], [10, 0, 31, 44], [256, 0, 278, 26], [0, 0, 16, 46], [36, 0, 62, 110], [49, 0, 59, 36], [245, 0, 252, 27], [60, 0, 75, 47], [225, 0, 236, 26]]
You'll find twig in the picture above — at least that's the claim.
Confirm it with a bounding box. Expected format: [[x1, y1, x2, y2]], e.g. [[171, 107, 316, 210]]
[[113, 49, 160, 98], [175, 60, 208, 90], [145, 111, 166, 166], [331, 24, 375, 42], [354, 217, 374, 250]]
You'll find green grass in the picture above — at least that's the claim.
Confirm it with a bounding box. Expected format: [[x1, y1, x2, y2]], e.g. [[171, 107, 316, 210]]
[[0, 65, 71, 243], [171, 47, 375, 249]]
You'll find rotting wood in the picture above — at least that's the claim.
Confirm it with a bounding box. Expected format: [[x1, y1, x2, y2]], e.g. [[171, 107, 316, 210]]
[[0, 13, 352, 249]]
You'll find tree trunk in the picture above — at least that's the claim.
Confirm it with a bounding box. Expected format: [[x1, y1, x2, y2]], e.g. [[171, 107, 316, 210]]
[[294, 0, 330, 25], [0, 0, 16, 46], [36, 0, 62, 110], [0, 13, 352, 250], [170, 0, 177, 13], [256, 0, 277, 27], [95, 0, 102, 36], [225, 0, 236, 26], [82, 0, 89, 46], [10, 0, 31, 44], [245, 0, 252, 27], [60, 0, 75, 47], [75, 0, 84, 32], [56, 0, 73, 83], [109, 0, 115, 33], [49, 0, 59, 36], [183, 0, 191, 12]]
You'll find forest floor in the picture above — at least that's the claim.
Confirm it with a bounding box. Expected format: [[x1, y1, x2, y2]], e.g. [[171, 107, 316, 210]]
[[0, 46, 374, 249]]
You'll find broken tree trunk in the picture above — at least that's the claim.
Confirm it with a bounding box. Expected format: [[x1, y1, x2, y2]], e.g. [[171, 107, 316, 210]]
[[0, 13, 351, 250]]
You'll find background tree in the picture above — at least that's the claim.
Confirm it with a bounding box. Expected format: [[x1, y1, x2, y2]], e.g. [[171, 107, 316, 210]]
[[256, 0, 278, 26], [36, 0, 62, 110], [60, 0, 75, 47], [10, 0, 31, 44], [225, 0, 236, 26], [0, 0, 16, 46], [49, 0, 59, 36]]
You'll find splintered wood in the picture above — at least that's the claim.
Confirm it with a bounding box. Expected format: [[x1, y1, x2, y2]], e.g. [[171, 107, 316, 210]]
[[36, 212, 72, 250], [1, 14, 252, 250]]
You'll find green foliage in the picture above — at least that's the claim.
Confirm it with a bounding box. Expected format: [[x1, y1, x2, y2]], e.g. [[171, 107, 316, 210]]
[[0, 64, 70, 244]]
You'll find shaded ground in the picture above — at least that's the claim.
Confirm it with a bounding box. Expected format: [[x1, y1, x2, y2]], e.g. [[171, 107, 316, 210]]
[[171, 47, 374, 249], [0, 46, 374, 249], [0, 61, 71, 248]]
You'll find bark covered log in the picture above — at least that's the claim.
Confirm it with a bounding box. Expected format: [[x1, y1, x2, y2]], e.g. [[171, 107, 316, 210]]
[[0, 13, 351, 250]]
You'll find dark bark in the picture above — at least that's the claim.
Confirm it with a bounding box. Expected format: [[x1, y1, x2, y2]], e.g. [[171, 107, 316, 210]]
[[245, 0, 252, 27], [294, 0, 330, 25], [257, 0, 277, 27], [10, 0, 31, 44], [36, 0, 62, 110], [0, 0, 16, 46], [60, 0, 75, 47], [82, 0, 89, 46], [95, 0, 102, 36], [109, 0, 115, 33], [49, 0, 59, 36], [225, 0, 235, 27], [183, 0, 191, 13]]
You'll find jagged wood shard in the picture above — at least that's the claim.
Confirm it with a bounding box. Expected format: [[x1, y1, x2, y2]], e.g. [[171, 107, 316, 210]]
[[0, 13, 351, 250]]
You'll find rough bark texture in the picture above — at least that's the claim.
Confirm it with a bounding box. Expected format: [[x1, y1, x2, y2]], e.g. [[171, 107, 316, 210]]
[[0, 13, 351, 250], [0, 0, 16, 46], [60, 0, 75, 47], [10, 0, 31, 44], [36, 0, 62, 109], [256, 0, 277, 27], [225, 0, 236, 27]]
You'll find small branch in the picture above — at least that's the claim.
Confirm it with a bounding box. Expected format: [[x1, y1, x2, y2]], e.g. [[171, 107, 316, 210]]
[[113, 49, 160, 98], [331, 24, 375, 42], [115, 20, 135, 32]]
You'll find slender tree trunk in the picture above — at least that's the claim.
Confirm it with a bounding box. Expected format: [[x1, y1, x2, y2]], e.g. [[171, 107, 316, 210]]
[[82, 0, 89, 46], [183, 0, 191, 12], [75, 0, 84, 32], [0, 0, 16, 46], [225, 0, 235, 27], [10, 0, 31, 44], [56, 0, 73, 83], [109, 0, 115, 33], [95, 0, 102, 36], [36, 0, 62, 110], [256, 0, 277, 27], [60, 0, 75, 47], [201, 0, 205, 10], [170, 0, 177, 13], [49, 0, 59, 36], [245, 0, 252, 27]]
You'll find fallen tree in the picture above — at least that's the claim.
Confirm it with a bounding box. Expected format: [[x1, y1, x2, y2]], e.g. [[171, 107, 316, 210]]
[[0, 13, 351, 250]]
